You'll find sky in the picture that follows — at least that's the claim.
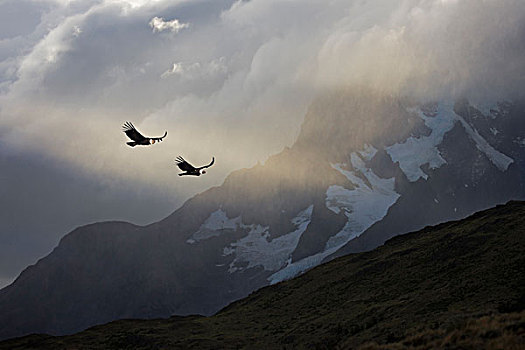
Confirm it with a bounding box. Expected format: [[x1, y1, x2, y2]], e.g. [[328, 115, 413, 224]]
[[1, 0, 524, 288]]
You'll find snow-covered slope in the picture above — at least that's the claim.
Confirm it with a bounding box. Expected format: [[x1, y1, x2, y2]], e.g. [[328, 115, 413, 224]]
[[269, 146, 400, 284], [386, 101, 514, 181]]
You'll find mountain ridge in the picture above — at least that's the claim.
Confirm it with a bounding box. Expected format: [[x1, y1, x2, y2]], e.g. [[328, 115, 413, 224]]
[[1, 200, 523, 349], [1, 88, 524, 339]]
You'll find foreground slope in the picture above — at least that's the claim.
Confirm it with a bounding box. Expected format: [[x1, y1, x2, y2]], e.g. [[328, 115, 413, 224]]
[[3, 201, 524, 349]]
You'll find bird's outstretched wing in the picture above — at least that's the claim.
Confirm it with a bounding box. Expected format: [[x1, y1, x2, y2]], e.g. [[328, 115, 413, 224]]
[[151, 131, 168, 142], [122, 122, 147, 142], [175, 156, 197, 172], [196, 157, 215, 170]]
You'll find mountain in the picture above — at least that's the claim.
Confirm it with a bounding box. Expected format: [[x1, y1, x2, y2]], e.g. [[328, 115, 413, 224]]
[[1, 88, 524, 340], [1, 200, 524, 349]]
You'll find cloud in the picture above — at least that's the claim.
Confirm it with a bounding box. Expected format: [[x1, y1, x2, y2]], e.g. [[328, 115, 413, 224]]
[[149, 16, 189, 33], [1, 0, 524, 199], [161, 62, 186, 77], [160, 58, 227, 79], [313, 0, 525, 101], [161, 61, 198, 78], [72, 25, 82, 37]]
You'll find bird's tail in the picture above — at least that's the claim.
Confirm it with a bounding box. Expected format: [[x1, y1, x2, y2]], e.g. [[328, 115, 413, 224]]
[[126, 142, 138, 147]]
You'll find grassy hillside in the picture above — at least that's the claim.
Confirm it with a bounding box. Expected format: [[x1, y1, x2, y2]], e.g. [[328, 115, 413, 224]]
[[2, 201, 524, 349]]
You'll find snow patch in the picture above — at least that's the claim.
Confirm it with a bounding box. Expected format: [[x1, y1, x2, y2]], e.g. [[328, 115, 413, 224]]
[[386, 101, 513, 181], [358, 143, 377, 161], [269, 253, 327, 284], [455, 115, 514, 171], [386, 102, 457, 182], [470, 100, 506, 119], [270, 149, 399, 284], [187, 209, 241, 244], [224, 205, 313, 273], [324, 154, 400, 252]]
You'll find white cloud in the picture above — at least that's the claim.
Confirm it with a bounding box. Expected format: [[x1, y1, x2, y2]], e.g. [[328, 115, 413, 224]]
[[72, 25, 82, 37], [161, 61, 198, 78], [0, 0, 524, 202], [149, 16, 189, 33], [161, 62, 186, 77], [160, 58, 227, 79]]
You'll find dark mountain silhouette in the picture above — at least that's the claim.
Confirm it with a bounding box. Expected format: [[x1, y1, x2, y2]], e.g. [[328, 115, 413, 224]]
[[1, 88, 524, 340], [1, 200, 523, 349]]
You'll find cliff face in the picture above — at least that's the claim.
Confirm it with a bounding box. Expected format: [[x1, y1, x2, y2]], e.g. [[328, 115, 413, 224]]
[[1, 88, 524, 339]]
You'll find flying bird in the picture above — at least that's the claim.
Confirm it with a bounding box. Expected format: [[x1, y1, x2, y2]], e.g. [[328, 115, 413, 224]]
[[122, 121, 167, 147], [175, 156, 215, 176]]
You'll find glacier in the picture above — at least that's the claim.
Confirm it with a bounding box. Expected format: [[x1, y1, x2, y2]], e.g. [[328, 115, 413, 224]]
[[455, 115, 513, 171], [188, 206, 314, 273], [269, 147, 400, 284], [386, 102, 457, 182], [386, 101, 513, 181], [187, 209, 242, 244], [223, 205, 314, 273]]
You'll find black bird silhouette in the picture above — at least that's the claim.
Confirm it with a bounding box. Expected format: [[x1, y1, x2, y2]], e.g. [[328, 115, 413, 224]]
[[175, 156, 215, 176], [122, 121, 167, 147]]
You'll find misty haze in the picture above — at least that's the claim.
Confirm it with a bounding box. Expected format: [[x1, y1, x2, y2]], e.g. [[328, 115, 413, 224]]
[[0, 0, 524, 348]]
